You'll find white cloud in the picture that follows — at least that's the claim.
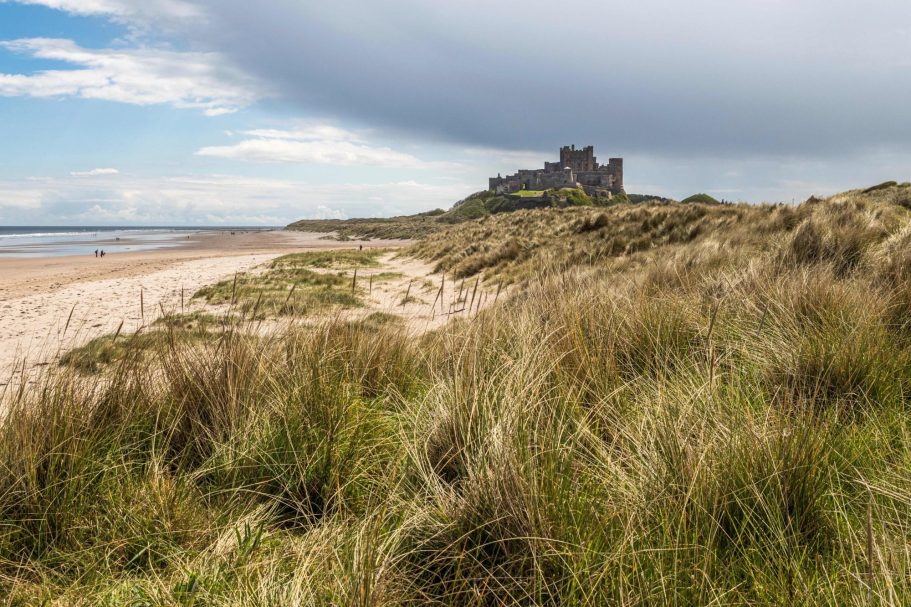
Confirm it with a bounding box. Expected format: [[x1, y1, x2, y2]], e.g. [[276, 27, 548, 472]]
[[70, 167, 120, 176], [197, 125, 461, 169], [2, 0, 201, 23], [198, 139, 429, 168], [0, 38, 261, 115], [243, 125, 366, 143]]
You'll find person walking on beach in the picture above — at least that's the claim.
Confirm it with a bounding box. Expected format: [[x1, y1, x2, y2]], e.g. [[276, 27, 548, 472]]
[[100, 250, 105, 258], [94, 249, 98, 258]]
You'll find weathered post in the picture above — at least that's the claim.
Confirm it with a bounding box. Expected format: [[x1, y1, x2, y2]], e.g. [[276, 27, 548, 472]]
[[403, 279, 412, 308], [468, 277, 480, 314], [440, 274, 446, 313]]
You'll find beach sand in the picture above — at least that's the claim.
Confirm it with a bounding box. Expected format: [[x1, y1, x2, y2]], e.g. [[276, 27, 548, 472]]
[[0, 230, 408, 379]]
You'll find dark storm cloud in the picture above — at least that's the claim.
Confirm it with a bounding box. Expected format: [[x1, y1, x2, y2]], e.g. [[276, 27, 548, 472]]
[[192, 0, 911, 158]]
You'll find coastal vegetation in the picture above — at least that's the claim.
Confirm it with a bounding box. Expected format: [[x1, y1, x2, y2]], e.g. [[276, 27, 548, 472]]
[[431, 187, 606, 219], [6, 182, 911, 603], [193, 250, 383, 318], [288, 187, 637, 240], [287, 210, 446, 240], [681, 192, 722, 204]]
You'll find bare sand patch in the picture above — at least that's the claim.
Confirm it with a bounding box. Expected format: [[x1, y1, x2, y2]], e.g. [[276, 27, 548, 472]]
[[342, 253, 503, 333]]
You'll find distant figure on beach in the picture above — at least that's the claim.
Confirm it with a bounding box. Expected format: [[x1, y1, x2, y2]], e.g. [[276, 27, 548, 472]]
[[359, 245, 363, 251], [100, 250, 105, 258], [94, 249, 98, 258]]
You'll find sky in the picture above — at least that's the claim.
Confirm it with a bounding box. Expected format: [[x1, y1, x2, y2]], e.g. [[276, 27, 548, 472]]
[[0, 0, 909, 226]]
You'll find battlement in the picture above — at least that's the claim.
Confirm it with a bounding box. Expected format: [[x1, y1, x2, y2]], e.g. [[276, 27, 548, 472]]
[[488, 145, 624, 196]]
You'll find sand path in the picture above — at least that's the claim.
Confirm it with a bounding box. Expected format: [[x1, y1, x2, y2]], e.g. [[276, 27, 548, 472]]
[[344, 253, 502, 333]]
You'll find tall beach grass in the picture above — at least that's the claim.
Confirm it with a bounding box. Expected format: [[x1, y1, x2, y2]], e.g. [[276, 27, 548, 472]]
[[4, 184, 911, 604]]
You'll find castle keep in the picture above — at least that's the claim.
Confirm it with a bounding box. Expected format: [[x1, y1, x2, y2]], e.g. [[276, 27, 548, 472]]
[[489, 145, 623, 198]]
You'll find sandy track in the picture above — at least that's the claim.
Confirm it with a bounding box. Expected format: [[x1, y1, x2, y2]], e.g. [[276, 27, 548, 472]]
[[345, 253, 502, 333]]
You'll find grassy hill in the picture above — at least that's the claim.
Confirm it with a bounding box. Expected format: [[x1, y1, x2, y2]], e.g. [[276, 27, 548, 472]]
[[681, 192, 722, 204], [8, 182, 911, 603], [288, 187, 632, 239], [445, 187, 602, 220], [287, 208, 446, 240]]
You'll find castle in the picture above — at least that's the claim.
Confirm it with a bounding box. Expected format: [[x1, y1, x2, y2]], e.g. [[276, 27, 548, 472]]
[[488, 145, 624, 198]]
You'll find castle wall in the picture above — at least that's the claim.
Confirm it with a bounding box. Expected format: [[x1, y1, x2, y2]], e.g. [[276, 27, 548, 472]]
[[538, 169, 575, 189], [544, 161, 564, 172]]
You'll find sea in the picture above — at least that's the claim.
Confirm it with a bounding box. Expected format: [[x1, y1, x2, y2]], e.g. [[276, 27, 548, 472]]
[[0, 226, 260, 258]]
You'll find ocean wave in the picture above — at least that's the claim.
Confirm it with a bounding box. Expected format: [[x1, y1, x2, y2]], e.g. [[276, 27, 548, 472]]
[[0, 231, 91, 239], [0, 228, 200, 240]]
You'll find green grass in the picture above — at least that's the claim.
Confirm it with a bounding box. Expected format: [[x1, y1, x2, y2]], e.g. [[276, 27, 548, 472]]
[[195, 268, 361, 318], [370, 271, 404, 282], [287, 188, 608, 237], [287, 215, 443, 240], [271, 249, 383, 269], [681, 192, 721, 204], [864, 180, 899, 193], [9, 182, 911, 603], [193, 252, 380, 318], [60, 312, 220, 374]]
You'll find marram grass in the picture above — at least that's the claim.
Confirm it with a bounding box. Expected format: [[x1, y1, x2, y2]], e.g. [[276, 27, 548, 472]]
[[5, 184, 911, 604]]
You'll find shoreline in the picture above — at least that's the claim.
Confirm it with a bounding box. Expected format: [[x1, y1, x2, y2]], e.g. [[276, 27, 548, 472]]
[[0, 230, 403, 300], [0, 230, 411, 379]]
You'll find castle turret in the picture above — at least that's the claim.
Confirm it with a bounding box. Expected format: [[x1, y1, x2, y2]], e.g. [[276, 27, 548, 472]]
[[560, 145, 597, 173], [607, 158, 623, 191]]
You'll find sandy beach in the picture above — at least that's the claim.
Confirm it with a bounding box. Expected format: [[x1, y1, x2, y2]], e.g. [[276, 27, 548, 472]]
[[0, 230, 409, 379]]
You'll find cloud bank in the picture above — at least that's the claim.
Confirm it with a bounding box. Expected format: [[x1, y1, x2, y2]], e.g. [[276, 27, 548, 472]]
[[12, 0, 910, 158], [186, 0, 911, 159]]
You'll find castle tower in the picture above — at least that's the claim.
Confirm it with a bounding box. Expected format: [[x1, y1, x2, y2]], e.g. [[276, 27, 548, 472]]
[[560, 145, 597, 173], [607, 158, 623, 191]]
